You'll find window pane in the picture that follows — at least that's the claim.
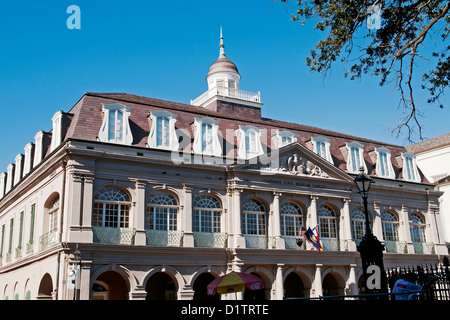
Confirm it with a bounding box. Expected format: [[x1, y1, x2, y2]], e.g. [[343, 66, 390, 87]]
[[202, 123, 213, 153]]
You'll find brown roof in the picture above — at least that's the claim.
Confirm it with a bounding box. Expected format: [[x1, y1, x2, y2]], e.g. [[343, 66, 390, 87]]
[[406, 133, 450, 154], [62, 92, 422, 182]]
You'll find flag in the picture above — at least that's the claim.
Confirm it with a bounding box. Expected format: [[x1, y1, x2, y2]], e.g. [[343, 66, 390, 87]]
[[302, 226, 323, 252]]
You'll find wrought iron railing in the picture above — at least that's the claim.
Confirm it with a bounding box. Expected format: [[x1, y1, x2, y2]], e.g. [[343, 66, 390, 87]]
[[193, 232, 228, 248], [145, 229, 183, 247], [384, 240, 408, 253], [39, 229, 59, 250], [413, 242, 435, 254], [93, 227, 136, 245], [321, 238, 340, 251], [244, 235, 268, 249], [284, 236, 306, 250]]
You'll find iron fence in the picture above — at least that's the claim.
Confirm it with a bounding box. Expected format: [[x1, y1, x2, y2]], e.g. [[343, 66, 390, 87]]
[[286, 257, 450, 300]]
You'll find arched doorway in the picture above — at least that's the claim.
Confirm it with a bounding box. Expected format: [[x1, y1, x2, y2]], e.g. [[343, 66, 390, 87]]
[[243, 272, 266, 301], [37, 273, 53, 300], [92, 270, 129, 300], [193, 273, 219, 300], [284, 272, 305, 299], [322, 273, 345, 299], [146, 272, 177, 300]]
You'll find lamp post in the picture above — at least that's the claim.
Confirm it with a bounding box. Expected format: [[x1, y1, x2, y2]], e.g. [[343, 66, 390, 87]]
[[354, 167, 388, 298], [72, 245, 81, 300]]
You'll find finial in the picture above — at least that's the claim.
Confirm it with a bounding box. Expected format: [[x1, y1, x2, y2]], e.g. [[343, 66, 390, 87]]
[[219, 26, 225, 56]]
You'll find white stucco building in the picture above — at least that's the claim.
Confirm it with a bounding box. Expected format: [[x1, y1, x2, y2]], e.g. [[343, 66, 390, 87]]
[[407, 133, 450, 244], [0, 33, 447, 300]]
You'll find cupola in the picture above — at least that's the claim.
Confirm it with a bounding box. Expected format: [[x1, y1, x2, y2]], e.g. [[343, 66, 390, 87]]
[[191, 27, 262, 119]]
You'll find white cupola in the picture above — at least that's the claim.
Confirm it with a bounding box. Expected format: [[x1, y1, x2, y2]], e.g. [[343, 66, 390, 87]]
[[206, 27, 241, 92], [191, 27, 261, 111]]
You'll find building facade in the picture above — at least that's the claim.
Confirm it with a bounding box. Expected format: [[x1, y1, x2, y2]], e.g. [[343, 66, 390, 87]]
[[0, 34, 447, 300], [407, 133, 450, 244]]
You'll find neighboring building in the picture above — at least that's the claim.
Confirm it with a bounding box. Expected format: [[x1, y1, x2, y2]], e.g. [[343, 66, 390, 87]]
[[407, 133, 450, 244], [0, 32, 447, 300]]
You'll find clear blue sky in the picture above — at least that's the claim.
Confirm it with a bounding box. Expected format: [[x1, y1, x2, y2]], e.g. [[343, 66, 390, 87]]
[[0, 1, 449, 171]]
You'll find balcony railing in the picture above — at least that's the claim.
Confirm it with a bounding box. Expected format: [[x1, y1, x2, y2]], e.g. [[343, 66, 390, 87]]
[[413, 242, 435, 254], [93, 227, 136, 245], [191, 87, 261, 106], [244, 235, 268, 249], [284, 237, 306, 250], [384, 240, 408, 253], [146, 230, 183, 247], [39, 229, 59, 251], [193, 232, 228, 248]]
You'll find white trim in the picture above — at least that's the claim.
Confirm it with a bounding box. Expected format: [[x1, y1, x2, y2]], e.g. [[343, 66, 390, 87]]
[[148, 110, 179, 151], [236, 125, 264, 159], [401, 152, 421, 182], [311, 136, 334, 164], [192, 117, 222, 157], [274, 130, 297, 149], [50, 111, 63, 152], [375, 147, 395, 179], [346, 142, 367, 173], [33, 131, 44, 167], [98, 103, 133, 145]]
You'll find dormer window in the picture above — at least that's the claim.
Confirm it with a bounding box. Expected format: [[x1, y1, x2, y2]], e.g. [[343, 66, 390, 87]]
[[50, 111, 63, 152], [375, 147, 395, 179], [401, 152, 421, 182], [346, 142, 367, 173], [98, 103, 133, 145], [148, 111, 179, 151], [311, 136, 333, 164], [236, 125, 264, 159], [275, 130, 297, 148], [193, 117, 222, 156]]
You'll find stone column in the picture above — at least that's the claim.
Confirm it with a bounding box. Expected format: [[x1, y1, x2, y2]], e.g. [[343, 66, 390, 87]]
[[306, 196, 319, 250], [182, 185, 194, 247], [400, 204, 414, 253], [79, 260, 92, 300], [341, 198, 352, 251], [275, 263, 284, 300], [68, 172, 84, 242], [134, 180, 147, 245], [80, 175, 94, 243], [372, 202, 383, 241], [312, 264, 323, 298], [347, 264, 358, 297], [272, 192, 284, 249], [230, 188, 245, 248]]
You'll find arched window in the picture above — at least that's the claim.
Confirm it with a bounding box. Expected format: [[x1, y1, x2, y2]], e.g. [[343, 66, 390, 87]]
[[47, 195, 60, 232], [242, 199, 266, 235], [381, 210, 399, 241], [146, 193, 178, 231], [93, 187, 131, 228], [280, 202, 303, 237], [409, 213, 426, 243], [351, 208, 366, 242], [318, 205, 337, 239], [193, 195, 221, 233]]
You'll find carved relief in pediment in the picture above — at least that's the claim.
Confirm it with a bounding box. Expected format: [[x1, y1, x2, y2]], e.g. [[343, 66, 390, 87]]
[[257, 153, 329, 178]]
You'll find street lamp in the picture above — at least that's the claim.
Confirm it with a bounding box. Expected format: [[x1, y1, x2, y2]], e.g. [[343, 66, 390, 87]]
[[354, 167, 388, 298], [72, 245, 81, 300]]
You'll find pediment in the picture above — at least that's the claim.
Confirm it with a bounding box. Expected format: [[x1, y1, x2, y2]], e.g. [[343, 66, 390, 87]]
[[231, 142, 353, 182]]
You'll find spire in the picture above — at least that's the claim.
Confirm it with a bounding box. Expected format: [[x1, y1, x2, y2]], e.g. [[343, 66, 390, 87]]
[[206, 26, 240, 80], [219, 26, 225, 57]]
